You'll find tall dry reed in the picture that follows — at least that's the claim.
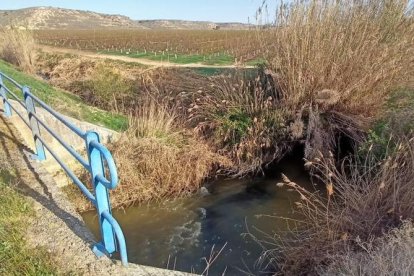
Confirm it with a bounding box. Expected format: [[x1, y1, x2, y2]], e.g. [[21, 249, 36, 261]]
[[0, 27, 36, 73], [259, 0, 414, 160], [322, 221, 414, 275], [259, 137, 414, 274]]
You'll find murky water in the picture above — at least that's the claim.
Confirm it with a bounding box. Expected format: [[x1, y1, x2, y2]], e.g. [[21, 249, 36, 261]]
[[82, 154, 313, 275]]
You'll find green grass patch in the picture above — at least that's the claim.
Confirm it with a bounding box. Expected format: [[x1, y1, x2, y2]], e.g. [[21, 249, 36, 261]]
[[387, 88, 414, 111], [359, 87, 414, 160], [98, 50, 235, 66], [0, 59, 127, 131], [190, 67, 228, 76], [0, 169, 58, 275], [214, 108, 252, 145], [190, 67, 259, 77], [245, 58, 266, 67]]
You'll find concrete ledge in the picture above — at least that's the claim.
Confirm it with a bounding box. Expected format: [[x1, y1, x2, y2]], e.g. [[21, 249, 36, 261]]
[[6, 99, 119, 187]]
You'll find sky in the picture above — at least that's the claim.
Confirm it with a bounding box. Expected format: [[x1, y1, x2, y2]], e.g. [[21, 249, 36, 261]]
[[0, 0, 279, 23]]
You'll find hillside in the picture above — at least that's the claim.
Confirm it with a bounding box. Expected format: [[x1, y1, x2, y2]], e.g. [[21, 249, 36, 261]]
[[0, 7, 251, 30], [0, 7, 139, 29]]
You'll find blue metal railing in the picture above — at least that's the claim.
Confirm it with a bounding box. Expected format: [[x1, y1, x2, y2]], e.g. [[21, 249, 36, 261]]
[[0, 72, 128, 266]]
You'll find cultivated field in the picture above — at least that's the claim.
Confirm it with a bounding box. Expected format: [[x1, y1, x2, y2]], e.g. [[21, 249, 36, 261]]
[[35, 29, 262, 65]]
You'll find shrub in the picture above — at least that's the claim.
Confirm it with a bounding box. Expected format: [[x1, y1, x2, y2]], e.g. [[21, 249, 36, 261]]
[[86, 64, 134, 112], [0, 27, 36, 73], [36, 52, 137, 113], [189, 71, 291, 175], [185, 0, 414, 175]]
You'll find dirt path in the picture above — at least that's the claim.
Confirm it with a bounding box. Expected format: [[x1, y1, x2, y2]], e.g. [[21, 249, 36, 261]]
[[0, 114, 194, 275], [39, 45, 255, 69]]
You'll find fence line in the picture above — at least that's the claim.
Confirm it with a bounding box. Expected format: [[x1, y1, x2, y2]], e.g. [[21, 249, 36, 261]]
[[0, 72, 128, 266]]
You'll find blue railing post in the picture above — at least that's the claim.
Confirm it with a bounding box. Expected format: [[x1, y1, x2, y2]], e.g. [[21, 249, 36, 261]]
[[85, 131, 117, 257], [0, 75, 11, 117], [1, 72, 128, 266], [23, 86, 46, 161]]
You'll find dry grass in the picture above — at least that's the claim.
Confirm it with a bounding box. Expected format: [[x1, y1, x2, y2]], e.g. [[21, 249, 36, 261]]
[[36, 52, 138, 113], [259, 137, 414, 274], [38, 53, 97, 87], [106, 100, 231, 207], [259, 0, 414, 160], [0, 27, 36, 73], [321, 221, 414, 275]]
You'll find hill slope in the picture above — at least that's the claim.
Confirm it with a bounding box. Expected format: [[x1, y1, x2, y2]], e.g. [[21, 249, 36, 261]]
[[0, 7, 250, 30], [0, 7, 139, 29]]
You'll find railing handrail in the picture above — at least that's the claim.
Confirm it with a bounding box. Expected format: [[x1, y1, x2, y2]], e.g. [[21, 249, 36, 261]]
[[24, 87, 86, 138], [0, 72, 128, 266], [0, 72, 23, 89]]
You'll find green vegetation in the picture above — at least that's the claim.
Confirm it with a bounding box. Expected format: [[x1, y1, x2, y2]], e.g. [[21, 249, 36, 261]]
[[190, 67, 259, 77], [245, 58, 266, 66], [190, 67, 227, 76], [214, 108, 253, 145], [0, 59, 127, 131], [76, 64, 135, 112], [0, 168, 57, 275], [99, 50, 235, 65], [359, 87, 414, 161]]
